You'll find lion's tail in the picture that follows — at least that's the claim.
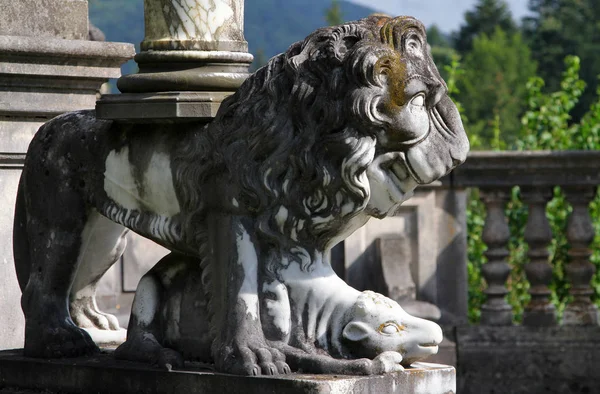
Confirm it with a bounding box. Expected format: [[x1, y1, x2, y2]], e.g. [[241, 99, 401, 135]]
[[13, 175, 31, 291]]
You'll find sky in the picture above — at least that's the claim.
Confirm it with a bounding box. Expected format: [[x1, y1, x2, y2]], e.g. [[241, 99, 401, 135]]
[[349, 0, 530, 33]]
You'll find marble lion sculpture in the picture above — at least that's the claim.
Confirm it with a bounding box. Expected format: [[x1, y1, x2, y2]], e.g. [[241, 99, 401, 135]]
[[13, 15, 468, 376]]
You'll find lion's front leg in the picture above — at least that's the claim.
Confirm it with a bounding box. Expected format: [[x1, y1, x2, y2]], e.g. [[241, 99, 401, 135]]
[[207, 213, 290, 376]]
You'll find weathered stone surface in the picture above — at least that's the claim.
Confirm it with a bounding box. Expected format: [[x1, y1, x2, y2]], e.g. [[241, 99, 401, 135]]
[[456, 325, 600, 394], [0, 36, 134, 117], [0, 158, 26, 351], [0, 0, 88, 40], [0, 13, 134, 353], [142, 0, 247, 52], [96, 92, 231, 121], [0, 350, 456, 394], [446, 150, 600, 187]]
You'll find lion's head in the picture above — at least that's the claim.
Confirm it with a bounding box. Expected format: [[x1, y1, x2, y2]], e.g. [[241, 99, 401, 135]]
[[175, 15, 468, 255]]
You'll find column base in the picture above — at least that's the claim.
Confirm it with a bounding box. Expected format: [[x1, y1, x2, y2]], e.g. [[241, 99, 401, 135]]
[[563, 303, 599, 325], [480, 306, 513, 326], [523, 303, 557, 327]]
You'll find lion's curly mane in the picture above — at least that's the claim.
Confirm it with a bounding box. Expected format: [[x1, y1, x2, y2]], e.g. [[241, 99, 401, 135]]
[[171, 16, 425, 267]]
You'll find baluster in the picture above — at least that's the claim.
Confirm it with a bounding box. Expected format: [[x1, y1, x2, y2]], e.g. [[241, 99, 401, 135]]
[[563, 186, 598, 325], [480, 188, 513, 326], [521, 187, 556, 326]]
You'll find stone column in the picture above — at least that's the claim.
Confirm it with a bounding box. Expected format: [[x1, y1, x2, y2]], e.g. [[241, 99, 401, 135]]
[[97, 0, 253, 121], [0, 0, 134, 350]]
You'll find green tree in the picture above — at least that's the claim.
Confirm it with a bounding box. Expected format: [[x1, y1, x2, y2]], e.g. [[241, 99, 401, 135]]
[[427, 25, 457, 80], [325, 0, 344, 26], [250, 48, 268, 72], [524, 0, 600, 121], [453, 0, 517, 55], [457, 28, 537, 149]]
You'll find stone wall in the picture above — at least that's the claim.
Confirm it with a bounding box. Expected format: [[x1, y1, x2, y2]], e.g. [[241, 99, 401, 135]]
[[456, 326, 600, 394]]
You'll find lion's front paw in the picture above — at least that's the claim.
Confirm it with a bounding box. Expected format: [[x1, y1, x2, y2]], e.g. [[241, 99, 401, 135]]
[[214, 341, 290, 376], [371, 351, 405, 374]]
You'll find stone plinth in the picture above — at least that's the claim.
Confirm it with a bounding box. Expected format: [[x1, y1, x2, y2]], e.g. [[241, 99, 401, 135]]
[[0, 350, 455, 394], [0, 36, 134, 121], [0, 30, 134, 351]]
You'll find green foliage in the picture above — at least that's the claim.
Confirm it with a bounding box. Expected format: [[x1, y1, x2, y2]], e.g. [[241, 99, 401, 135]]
[[325, 0, 344, 26], [457, 28, 537, 149], [465, 56, 600, 323], [453, 0, 517, 55], [250, 48, 268, 72], [524, 0, 600, 122], [428, 25, 457, 81], [519, 56, 586, 150]]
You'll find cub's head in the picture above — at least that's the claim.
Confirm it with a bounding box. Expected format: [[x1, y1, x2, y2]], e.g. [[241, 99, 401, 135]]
[[342, 291, 443, 366]]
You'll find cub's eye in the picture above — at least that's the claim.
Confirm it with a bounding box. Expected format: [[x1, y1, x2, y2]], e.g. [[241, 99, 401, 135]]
[[410, 94, 425, 107], [379, 322, 401, 335]]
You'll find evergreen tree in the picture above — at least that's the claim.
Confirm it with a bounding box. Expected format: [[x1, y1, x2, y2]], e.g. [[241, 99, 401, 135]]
[[457, 28, 537, 149], [325, 0, 344, 26], [453, 0, 517, 55], [427, 25, 457, 80], [524, 0, 600, 121]]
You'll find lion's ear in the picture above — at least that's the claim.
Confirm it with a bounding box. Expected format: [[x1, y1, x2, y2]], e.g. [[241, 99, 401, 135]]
[[342, 321, 371, 342]]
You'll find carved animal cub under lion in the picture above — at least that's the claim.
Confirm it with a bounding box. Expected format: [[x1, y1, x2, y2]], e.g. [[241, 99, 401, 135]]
[[13, 16, 468, 375], [114, 252, 442, 375]]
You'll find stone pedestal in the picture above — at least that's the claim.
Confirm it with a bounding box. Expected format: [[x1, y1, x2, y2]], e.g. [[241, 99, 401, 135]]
[[97, 0, 253, 121], [0, 350, 456, 394], [0, 0, 134, 350]]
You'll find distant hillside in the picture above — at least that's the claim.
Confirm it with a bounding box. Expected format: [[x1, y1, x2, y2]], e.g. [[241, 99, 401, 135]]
[[89, 0, 378, 76]]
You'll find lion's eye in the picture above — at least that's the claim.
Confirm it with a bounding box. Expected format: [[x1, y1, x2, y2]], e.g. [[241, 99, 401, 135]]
[[380, 323, 400, 335], [410, 94, 425, 107], [406, 35, 422, 52]]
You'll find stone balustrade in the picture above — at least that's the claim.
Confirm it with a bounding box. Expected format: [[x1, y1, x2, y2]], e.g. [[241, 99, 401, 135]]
[[448, 151, 600, 326]]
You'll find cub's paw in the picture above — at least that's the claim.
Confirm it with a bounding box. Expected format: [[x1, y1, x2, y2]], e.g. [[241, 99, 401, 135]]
[[372, 351, 404, 374]]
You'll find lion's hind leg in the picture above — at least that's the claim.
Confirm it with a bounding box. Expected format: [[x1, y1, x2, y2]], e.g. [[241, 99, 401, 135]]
[[19, 179, 98, 358], [69, 211, 128, 335]]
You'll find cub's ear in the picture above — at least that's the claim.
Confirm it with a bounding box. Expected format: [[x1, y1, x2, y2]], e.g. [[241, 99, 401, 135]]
[[342, 321, 371, 342]]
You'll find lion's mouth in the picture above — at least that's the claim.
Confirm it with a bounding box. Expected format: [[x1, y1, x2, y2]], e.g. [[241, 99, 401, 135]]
[[382, 153, 419, 191]]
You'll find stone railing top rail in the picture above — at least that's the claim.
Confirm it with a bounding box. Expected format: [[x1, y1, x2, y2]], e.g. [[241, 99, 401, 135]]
[[444, 150, 600, 187]]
